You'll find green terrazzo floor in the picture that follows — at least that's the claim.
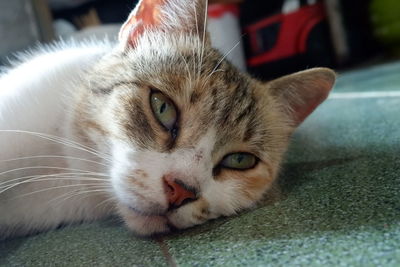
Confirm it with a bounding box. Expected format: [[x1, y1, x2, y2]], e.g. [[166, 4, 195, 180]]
[[1, 62, 400, 266]]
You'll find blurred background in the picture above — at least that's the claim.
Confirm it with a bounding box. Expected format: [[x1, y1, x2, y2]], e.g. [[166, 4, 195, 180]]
[[0, 0, 399, 80]]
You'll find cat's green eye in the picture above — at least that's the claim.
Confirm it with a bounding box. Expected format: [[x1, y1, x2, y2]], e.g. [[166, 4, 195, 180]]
[[221, 153, 258, 170], [150, 92, 177, 130]]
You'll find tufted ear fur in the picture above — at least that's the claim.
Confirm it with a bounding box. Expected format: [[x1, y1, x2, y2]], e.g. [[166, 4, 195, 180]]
[[268, 68, 336, 127], [119, 0, 209, 49]]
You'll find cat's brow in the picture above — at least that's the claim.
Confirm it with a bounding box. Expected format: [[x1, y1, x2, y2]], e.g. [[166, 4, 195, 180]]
[[189, 91, 201, 104], [217, 84, 251, 125], [93, 81, 142, 94], [235, 102, 254, 124], [243, 111, 259, 142]]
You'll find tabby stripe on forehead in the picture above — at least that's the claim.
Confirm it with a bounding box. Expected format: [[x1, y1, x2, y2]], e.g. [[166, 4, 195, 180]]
[[235, 80, 250, 99], [235, 102, 254, 124], [210, 87, 220, 113], [218, 85, 247, 125], [243, 113, 259, 142]]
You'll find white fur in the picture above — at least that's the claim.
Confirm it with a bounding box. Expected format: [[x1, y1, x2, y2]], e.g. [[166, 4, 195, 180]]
[[0, 42, 114, 238], [110, 129, 215, 212]]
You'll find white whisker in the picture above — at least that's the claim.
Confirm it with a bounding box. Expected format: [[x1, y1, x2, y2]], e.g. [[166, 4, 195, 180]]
[[193, 3, 201, 85], [0, 155, 108, 167], [0, 175, 109, 195], [0, 172, 108, 188], [47, 187, 112, 206], [180, 53, 193, 95], [93, 196, 117, 210], [0, 165, 108, 178], [212, 40, 241, 75], [1, 177, 109, 191], [194, 3, 200, 41], [0, 130, 112, 163], [197, 0, 209, 81], [11, 183, 110, 199]]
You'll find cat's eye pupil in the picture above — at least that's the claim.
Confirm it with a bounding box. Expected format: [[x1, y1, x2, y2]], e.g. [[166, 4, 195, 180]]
[[150, 91, 178, 132], [160, 103, 167, 114], [220, 153, 257, 170]]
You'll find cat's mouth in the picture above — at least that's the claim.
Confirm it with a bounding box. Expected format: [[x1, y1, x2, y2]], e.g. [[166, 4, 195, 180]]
[[127, 205, 178, 234], [128, 205, 167, 217]]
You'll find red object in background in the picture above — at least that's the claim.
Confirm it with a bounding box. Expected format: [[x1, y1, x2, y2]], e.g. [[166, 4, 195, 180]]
[[208, 4, 240, 18], [244, 2, 327, 67]]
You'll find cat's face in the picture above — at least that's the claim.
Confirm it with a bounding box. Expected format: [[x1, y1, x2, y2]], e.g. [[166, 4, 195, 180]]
[[77, 0, 335, 236]]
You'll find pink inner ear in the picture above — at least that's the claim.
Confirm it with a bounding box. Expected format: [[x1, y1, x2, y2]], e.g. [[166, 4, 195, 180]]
[[292, 90, 329, 125], [120, 0, 166, 47], [292, 79, 332, 125]]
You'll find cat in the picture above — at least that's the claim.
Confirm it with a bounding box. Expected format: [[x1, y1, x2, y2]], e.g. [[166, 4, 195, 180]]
[[0, 0, 335, 240]]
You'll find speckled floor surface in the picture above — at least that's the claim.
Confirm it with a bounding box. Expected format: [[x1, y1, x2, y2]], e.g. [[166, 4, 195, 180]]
[[1, 62, 400, 266]]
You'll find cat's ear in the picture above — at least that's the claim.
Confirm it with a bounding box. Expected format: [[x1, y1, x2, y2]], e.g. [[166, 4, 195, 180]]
[[267, 68, 336, 126], [119, 0, 208, 48]]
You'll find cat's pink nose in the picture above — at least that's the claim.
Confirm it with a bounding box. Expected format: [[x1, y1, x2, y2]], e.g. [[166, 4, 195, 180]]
[[164, 177, 197, 208]]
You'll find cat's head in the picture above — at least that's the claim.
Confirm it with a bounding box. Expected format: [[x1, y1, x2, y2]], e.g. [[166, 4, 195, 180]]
[[79, 0, 335, 235]]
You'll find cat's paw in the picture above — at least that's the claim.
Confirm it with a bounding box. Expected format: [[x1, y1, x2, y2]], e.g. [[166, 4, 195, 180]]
[[166, 197, 220, 230]]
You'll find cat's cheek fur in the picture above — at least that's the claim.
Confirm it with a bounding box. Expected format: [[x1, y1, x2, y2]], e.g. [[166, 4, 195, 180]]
[[109, 140, 169, 213]]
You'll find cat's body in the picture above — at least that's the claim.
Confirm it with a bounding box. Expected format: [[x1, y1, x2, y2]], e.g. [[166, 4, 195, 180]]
[[0, 0, 335, 240], [0, 44, 114, 238]]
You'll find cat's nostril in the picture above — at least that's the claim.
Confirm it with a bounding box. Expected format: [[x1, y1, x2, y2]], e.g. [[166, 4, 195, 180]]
[[163, 177, 197, 208]]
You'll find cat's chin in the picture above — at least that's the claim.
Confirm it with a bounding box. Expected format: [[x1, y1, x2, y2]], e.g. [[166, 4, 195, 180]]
[[117, 204, 171, 236]]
